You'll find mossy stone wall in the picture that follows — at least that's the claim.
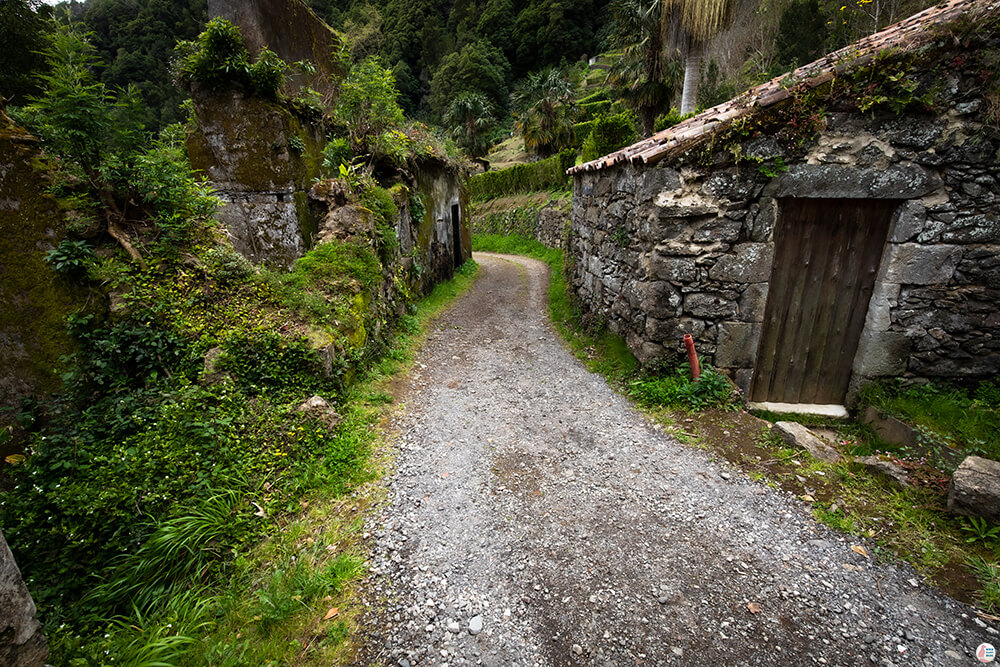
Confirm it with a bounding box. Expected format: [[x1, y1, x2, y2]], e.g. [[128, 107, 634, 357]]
[[0, 114, 85, 413]]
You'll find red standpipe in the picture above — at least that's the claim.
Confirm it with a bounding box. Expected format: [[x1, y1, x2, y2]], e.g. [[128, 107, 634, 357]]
[[683, 334, 701, 381]]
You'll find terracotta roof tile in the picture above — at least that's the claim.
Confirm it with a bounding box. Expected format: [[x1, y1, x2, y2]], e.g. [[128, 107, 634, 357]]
[[567, 0, 999, 175]]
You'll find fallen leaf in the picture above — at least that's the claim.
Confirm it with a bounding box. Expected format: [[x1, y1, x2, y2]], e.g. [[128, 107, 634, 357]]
[[4, 454, 25, 465], [252, 502, 266, 518], [801, 494, 815, 502], [851, 545, 868, 558], [747, 602, 761, 613], [324, 607, 339, 620], [842, 563, 863, 572]]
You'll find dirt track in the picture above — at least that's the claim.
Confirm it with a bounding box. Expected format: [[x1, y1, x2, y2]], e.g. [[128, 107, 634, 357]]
[[360, 252, 994, 666]]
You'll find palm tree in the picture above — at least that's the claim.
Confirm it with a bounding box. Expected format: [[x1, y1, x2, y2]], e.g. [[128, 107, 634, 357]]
[[664, 0, 740, 114], [444, 92, 496, 161], [513, 68, 575, 157], [607, 0, 679, 137]]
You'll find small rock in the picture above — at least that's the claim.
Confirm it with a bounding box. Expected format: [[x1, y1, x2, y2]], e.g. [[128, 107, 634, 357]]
[[944, 650, 962, 660], [672, 647, 684, 657], [469, 615, 483, 635], [447, 620, 461, 633], [571, 644, 583, 655], [948, 456, 1000, 524], [772, 422, 841, 462], [855, 455, 912, 489], [721, 472, 732, 481]]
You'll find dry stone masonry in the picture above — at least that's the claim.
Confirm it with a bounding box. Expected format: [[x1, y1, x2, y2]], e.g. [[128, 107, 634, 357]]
[[568, 9, 999, 405]]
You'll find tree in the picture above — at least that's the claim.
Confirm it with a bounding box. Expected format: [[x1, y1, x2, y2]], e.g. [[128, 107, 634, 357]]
[[663, 0, 740, 114], [775, 0, 828, 71], [428, 40, 511, 120], [444, 92, 496, 159], [335, 56, 405, 154], [0, 0, 54, 105], [607, 0, 679, 137], [513, 68, 576, 157]]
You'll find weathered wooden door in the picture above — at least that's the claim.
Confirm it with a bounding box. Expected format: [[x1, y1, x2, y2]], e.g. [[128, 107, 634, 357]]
[[750, 198, 896, 405]]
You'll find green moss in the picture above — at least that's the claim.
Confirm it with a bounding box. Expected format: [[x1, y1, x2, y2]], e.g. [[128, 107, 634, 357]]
[[0, 132, 88, 409]]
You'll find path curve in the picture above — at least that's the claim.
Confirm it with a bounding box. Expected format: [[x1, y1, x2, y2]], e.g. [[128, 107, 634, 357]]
[[360, 253, 993, 666]]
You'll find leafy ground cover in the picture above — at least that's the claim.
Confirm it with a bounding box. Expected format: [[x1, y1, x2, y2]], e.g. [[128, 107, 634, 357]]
[[473, 232, 1000, 618]]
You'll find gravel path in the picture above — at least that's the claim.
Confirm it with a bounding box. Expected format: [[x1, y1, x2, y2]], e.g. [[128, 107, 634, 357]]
[[359, 253, 995, 666]]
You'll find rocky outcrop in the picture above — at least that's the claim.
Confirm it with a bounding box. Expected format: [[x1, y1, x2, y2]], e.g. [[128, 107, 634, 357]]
[[186, 88, 324, 268], [0, 529, 47, 667], [948, 456, 1000, 523]]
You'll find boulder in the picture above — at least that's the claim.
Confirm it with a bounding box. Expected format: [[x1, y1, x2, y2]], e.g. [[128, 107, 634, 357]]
[[200, 347, 231, 386], [948, 456, 1000, 524], [772, 422, 841, 462], [854, 455, 911, 490], [297, 394, 342, 429]]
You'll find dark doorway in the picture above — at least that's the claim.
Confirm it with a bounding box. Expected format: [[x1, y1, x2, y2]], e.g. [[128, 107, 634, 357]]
[[451, 204, 463, 267], [751, 198, 896, 405]]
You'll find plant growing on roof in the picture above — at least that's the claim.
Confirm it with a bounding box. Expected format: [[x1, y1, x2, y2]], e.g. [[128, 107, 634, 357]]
[[334, 55, 405, 155]]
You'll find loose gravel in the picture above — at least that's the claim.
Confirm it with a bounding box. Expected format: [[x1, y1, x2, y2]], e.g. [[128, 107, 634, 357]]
[[358, 253, 995, 666]]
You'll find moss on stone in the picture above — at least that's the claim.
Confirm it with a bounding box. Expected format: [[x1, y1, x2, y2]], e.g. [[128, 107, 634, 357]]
[[0, 126, 88, 411]]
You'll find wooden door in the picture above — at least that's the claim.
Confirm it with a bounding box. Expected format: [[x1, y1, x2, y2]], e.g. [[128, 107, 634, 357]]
[[750, 198, 896, 405]]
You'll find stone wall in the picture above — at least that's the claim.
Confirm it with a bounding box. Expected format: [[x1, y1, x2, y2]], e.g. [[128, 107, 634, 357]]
[[0, 111, 86, 413], [471, 196, 570, 249], [570, 72, 999, 403]]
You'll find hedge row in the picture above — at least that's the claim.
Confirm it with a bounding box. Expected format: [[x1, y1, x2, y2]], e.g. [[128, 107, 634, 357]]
[[469, 149, 576, 200]]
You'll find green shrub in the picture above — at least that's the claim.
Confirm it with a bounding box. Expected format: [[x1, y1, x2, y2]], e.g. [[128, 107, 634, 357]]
[[45, 239, 94, 277], [627, 365, 739, 411], [468, 149, 576, 199], [321, 137, 352, 175], [654, 108, 695, 132], [581, 112, 637, 163], [175, 18, 287, 99]]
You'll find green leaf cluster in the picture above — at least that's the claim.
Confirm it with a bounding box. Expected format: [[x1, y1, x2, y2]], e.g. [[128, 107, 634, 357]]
[[175, 18, 287, 100], [580, 111, 637, 162]]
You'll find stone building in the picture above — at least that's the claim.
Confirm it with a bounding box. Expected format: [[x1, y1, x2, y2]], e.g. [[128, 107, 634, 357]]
[[567, 0, 1000, 411]]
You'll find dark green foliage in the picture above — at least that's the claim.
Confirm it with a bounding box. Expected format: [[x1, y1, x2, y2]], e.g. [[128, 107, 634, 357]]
[[80, 0, 207, 129], [334, 56, 405, 153], [654, 108, 695, 131], [44, 240, 95, 277], [321, 137, 353, 174], [175, 18, 287, 99], [429, 40, 512, 119], [627, 365, 739, 411], [220, 330, 325, 395], [775, 0, 829, 71], [514, 68, 577, 157], [0, 0, 54, 105], [468, 149, 576, 199], [580, 111, 637, 162]]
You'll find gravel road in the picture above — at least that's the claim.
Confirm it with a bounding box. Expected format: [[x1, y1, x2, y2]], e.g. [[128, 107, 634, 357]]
[[359, 252, 995, 666]]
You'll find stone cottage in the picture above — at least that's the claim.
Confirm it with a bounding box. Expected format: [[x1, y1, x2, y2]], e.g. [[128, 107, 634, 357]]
[[567, 0, 1000, 412]]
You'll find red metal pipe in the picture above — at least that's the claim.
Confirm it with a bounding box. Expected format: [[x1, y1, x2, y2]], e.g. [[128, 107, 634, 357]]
[[683, 334, 701, 381]]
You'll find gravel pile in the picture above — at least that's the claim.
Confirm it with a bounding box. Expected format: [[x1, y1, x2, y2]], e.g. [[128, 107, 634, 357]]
[[358, 253, 994, 666]]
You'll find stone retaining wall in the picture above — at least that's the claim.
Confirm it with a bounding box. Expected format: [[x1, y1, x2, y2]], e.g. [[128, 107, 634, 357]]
[[570, 79, 999, 403]]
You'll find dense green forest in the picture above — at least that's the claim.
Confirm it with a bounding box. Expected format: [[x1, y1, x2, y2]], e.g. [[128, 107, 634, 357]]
[[4, 0, 937, 158]]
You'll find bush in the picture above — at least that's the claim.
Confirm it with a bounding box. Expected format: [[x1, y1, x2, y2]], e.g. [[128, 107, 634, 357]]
[[175, 18, 286, 99], [581, 112, 637, 163], [627, 365, 739, 411], [321, 137, 353, 175], [469, 149, 576, 199], [654, 108, 695, 132]]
